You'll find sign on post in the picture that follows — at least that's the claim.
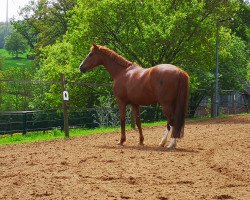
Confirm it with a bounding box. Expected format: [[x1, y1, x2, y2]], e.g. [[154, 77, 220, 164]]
[[63, 91, 69, 101], [61, 74, 69, 138]]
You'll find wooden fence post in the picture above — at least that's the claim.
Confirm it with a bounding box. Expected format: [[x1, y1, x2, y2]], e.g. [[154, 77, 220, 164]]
[[61, 74, 69, 138], [233, 93, 236, 114], [22, 112, 27, 135]]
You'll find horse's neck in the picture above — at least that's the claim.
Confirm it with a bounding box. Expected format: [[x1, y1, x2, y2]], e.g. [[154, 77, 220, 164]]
[[102, 57, 128, 80]]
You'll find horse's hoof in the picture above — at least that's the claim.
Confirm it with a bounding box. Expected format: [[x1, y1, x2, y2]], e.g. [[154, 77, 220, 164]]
[[167, 143, 177, 150], [159, 143, 165, 147], [117, 142, 125, 146], [138, 142, 144, 146]]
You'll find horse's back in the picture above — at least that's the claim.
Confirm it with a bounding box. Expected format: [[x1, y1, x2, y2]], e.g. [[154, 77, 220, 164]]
[[114, 64, 187, 106], [153, 64, 178, 70], [151, 64, 182, 75]]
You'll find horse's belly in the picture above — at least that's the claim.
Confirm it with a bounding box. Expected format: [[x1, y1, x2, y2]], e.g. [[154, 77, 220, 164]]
[[126, 84, 157, 105], [128, 96, 156, 105]]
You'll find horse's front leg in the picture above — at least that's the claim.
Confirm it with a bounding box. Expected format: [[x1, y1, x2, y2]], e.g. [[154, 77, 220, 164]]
[[118, 103, 126, 145], [132, 105, 144, 145]]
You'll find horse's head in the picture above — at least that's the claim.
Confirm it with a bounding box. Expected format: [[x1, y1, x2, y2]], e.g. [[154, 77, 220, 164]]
[[79, 44, 102, 73]]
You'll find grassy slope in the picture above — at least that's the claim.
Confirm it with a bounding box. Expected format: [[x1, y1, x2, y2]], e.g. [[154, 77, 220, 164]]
[[0, 48, 33, 70]]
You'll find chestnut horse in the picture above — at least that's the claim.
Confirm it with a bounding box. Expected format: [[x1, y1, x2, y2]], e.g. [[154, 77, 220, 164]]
[[79, 44, 189, 149]]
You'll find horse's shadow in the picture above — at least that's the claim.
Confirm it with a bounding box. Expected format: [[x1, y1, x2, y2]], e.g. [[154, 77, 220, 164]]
[[97, 144, 200, 153]]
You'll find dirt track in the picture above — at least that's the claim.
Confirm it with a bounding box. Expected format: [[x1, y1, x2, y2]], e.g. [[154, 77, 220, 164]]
[[0, 115, 249, 200]]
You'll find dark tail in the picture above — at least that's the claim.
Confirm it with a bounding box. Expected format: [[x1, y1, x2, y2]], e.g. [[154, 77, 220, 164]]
[[171, 70, 189, 138]]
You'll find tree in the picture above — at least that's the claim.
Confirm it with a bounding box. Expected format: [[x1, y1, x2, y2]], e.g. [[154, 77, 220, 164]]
[[0, 65, 35, 111], [220, 32, 248, 91], [4, 31, 28, 58], [11, 20, 37, 49], [31, 40, 112, 110], [230, 0, 250, 45], [68, 0, 244, 113], [0, 22, 12, 49], [0, 58, 3, 109], [13, 0, 76, 57], [33, 0, 248, 115]]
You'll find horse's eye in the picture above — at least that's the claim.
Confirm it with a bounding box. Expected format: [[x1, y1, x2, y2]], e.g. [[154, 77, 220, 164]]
[[89, 53, 93, 57]]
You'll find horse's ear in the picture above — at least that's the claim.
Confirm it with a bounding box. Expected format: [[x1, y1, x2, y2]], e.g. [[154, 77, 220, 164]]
[[92, 43, 97, 49]]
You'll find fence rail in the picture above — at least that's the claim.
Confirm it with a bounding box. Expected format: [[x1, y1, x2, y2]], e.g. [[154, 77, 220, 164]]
[[0, 106, 166, 135], [0, 78, 249, 136]]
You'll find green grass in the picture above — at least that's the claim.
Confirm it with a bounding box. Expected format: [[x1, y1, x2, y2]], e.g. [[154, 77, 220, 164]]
[[0, 121, 168, 146], [0, 48, 33, 70], [0, 126, 123, 146], [0, 48, 28, 59]]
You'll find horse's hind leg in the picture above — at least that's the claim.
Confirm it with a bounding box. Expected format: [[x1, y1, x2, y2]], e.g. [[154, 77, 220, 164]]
[[167, 126, 184, 149], [160, 106, 176, 148], [159, 123, 171, 147], [132, 105, 144, 145], [167, 138, 177, 149]]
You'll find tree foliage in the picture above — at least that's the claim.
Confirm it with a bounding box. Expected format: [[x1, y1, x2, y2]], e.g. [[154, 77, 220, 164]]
[[4, 31, 28, 58], [11, 20, 37, 50], [3, 0, 249, 115], [37, 0, 248, 112], [0, 66, 35, 111], [13, 0, 76, 56], [0, 58, 3, 107], [0, 22, 12, 49], [220, 30, 248, 91], [230, 0, 250, 44]]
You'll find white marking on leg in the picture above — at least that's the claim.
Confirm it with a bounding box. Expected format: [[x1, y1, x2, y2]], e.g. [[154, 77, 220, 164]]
[[167, 138, 177, 149], [159, 126, 171, 147]]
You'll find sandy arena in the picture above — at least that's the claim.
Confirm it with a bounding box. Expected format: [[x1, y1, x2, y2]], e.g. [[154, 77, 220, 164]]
[[0, 115, 249, 200]]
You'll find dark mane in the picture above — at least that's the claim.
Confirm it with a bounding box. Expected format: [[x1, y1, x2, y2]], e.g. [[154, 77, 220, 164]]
[[93, 45, 133, 68]]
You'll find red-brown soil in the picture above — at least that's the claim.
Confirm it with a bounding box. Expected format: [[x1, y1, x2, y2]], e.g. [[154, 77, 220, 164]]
[[0, 115, 249, 200]]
